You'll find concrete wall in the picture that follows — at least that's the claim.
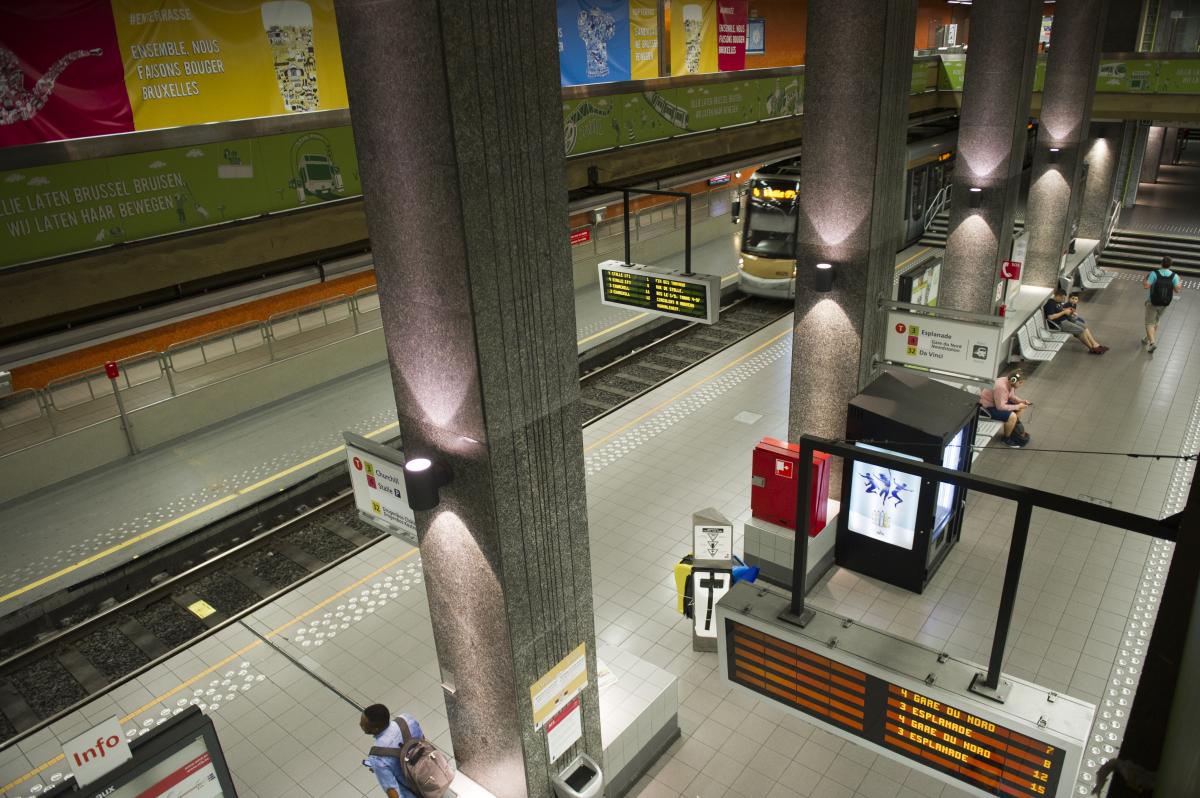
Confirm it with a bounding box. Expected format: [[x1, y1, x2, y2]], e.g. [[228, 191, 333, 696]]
[[0, 327, 386, 504]]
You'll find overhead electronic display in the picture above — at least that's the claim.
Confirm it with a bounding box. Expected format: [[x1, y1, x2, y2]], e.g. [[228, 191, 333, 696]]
[[725, 621, 1072, 798], [598, 260, 720, 324]]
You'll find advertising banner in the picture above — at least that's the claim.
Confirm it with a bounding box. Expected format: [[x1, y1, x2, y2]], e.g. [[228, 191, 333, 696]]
[[0, 2, 134, 147], [670, 0, 717, 76], [557, 0, 631, 86], [562, 73, 801, 155], [111, 0, 349, 130], [629, 0, 659, 80], [0, 0, 349, 148], [1155, 60, 1200, 94], [716, 0, 747, 73], [0, 125, 359, 268], [1096, 59, 1157, 93]]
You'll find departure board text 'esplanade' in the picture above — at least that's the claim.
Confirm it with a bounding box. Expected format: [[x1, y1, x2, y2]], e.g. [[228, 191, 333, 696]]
[[727, 622, 1068, 798], [599, 263, 715, 323]]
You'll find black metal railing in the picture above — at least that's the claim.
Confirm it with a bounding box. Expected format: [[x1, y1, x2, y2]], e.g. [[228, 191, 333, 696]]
[[784, 435, 1180, 699]]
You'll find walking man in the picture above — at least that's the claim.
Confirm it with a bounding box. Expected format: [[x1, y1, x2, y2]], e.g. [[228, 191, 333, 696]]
[[360, 704, 419, 798], [1143, 256, 1182, 353]]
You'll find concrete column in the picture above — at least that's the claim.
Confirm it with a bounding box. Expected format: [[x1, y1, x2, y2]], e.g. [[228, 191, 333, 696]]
[[1161, 127, 1180, 166], [1077, 122, 1124, 240], [940, 0, 1042, 315], [1023, 0, 1111, 288], [336, 3, 601, 797], [1142, 125, 1165, 183], [788, 0, 916, 482]]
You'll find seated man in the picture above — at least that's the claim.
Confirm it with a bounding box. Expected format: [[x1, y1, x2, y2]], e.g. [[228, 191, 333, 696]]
[[1045, 288, 1107, 354], [979, 372, 1031, 448]]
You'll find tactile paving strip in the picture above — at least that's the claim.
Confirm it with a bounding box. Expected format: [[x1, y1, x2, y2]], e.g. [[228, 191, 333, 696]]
[[1071, 361, 1198, 795]]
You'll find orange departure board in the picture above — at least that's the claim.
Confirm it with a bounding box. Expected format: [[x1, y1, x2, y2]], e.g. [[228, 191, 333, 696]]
[[598, 260, 719, 324], [726, 622, 1068, 798]]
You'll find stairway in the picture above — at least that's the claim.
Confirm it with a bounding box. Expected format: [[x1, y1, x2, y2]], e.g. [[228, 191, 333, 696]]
[[1098, 229, 1200, 276], [918, 210, 1024, 248]]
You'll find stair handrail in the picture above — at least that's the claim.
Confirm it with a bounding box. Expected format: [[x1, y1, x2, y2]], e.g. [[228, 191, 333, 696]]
[[923, 185, 950, 233], [1102, 198, 1121, 250]]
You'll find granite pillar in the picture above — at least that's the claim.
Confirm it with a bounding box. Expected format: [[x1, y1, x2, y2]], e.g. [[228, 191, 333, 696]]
[[1142, 125, 1165, 182], [1023, 0, 1111, 288], [1077, 122, 1124, 240], [940, 0, 1042, 315], [788, 0, 916, 494], [335, 3, 601, 797]]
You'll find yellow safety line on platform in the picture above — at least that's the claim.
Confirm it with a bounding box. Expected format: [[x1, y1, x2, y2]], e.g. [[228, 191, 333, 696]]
[[1, 546, 420, 795], [585, 325, 791, 454], [0, 421, 401, 606], [896, 247, 932, 272]]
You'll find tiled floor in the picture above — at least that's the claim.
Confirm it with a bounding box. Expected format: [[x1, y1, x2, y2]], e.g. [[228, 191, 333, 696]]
[[1, 271, 1194, 797]]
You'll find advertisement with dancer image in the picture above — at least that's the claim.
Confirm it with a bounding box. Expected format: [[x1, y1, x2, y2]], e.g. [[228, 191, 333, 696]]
[[847, 444, 922, 550]]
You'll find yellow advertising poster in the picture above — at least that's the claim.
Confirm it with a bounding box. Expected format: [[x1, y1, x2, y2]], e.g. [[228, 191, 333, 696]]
[[630, 0, 659, 80], [530, 643, 588, 729], [669, 0, 717, 76], [110, 0, 349, 130]]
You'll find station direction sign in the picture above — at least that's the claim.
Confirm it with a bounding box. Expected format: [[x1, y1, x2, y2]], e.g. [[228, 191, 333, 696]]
[[718, 584, 1092, 798], [598, 259, 720, 324], [343, 432, 417, 538], [884, 309, 1003, 383]]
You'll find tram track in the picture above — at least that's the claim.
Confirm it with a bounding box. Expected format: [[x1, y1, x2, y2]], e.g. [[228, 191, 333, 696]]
[[0, 291, 793, 747]]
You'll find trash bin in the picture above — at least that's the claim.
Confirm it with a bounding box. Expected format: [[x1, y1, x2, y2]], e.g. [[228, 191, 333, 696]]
[[550, 753, 603, 798]]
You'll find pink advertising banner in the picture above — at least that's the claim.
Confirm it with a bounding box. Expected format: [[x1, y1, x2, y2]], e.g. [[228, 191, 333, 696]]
[[0, 1, 134, 147], [717, 0, 748, 72]]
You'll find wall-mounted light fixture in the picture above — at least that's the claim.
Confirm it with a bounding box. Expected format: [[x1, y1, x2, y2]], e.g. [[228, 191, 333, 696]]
[[814, 262, 834, 293], [735, 171, 742, 179], [1049, 147, 1061, 163], [969, 187, 983, 208], [403, 457, 453, 511]]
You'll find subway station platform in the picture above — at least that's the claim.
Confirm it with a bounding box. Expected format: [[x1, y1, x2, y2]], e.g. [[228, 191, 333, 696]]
[[2, 268, 1194, 797]]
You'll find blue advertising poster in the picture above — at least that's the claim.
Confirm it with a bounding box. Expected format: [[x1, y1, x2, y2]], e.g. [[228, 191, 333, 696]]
[[558, 0, 631, 86]]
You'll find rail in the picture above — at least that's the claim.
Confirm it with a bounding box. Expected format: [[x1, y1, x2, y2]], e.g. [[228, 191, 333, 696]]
[[922, 185, 950, 233], [0, 289, 387, 456], [1102, 198, 1122, 250]]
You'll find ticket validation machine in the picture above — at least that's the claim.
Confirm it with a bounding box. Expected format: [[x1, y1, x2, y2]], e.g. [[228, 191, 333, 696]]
[[836, 371, 979, 593], [691, 507, 734, 651]]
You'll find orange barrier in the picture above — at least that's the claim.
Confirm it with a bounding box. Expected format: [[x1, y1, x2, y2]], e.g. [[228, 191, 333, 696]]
[[12, 271, 378, 391]]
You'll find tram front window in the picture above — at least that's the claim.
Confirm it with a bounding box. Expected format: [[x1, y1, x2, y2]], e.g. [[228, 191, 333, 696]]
[[743, 200, 797, 258]]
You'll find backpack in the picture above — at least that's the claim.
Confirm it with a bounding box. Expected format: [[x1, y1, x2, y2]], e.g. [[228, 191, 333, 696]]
[[371, 715, 455, 798], [1150, 269, 1175, 307]]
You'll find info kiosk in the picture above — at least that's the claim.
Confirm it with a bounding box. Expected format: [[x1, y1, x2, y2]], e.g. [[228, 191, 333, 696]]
[[836, 371, 978, 593]]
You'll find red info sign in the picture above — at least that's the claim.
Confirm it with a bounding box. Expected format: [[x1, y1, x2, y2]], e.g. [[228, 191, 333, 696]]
[[570, 228, 592, 246], [717, 0, 749, 72], [775, 458, 793, 479]]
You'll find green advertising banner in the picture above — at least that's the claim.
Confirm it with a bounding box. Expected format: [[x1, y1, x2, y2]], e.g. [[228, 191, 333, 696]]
[[563, 74, 803, 156], [1096, 59, 1158, 93], [1156, 60, 1200, 94], [937, 56, 966, 92], [0, 126, 360, 268], [911, 60, 937, 94]]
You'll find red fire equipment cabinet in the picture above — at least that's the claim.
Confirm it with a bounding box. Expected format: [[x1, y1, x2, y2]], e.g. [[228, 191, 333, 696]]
[[751, 437, 831, 536]]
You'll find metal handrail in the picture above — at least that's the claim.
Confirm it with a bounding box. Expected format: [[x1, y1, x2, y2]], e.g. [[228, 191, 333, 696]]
[[1102, 198, 1122, 250], [45, 350, 164, 411], [0, 388, 46, 431], [922, 185, 950, 232], [268, 294, 353, 341], [165, 321, 268, 373]]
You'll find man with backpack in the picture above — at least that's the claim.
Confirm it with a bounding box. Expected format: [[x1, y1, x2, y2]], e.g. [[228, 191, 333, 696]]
[[1143, 256, 1182, 353], [360, 704, 454, 798]]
